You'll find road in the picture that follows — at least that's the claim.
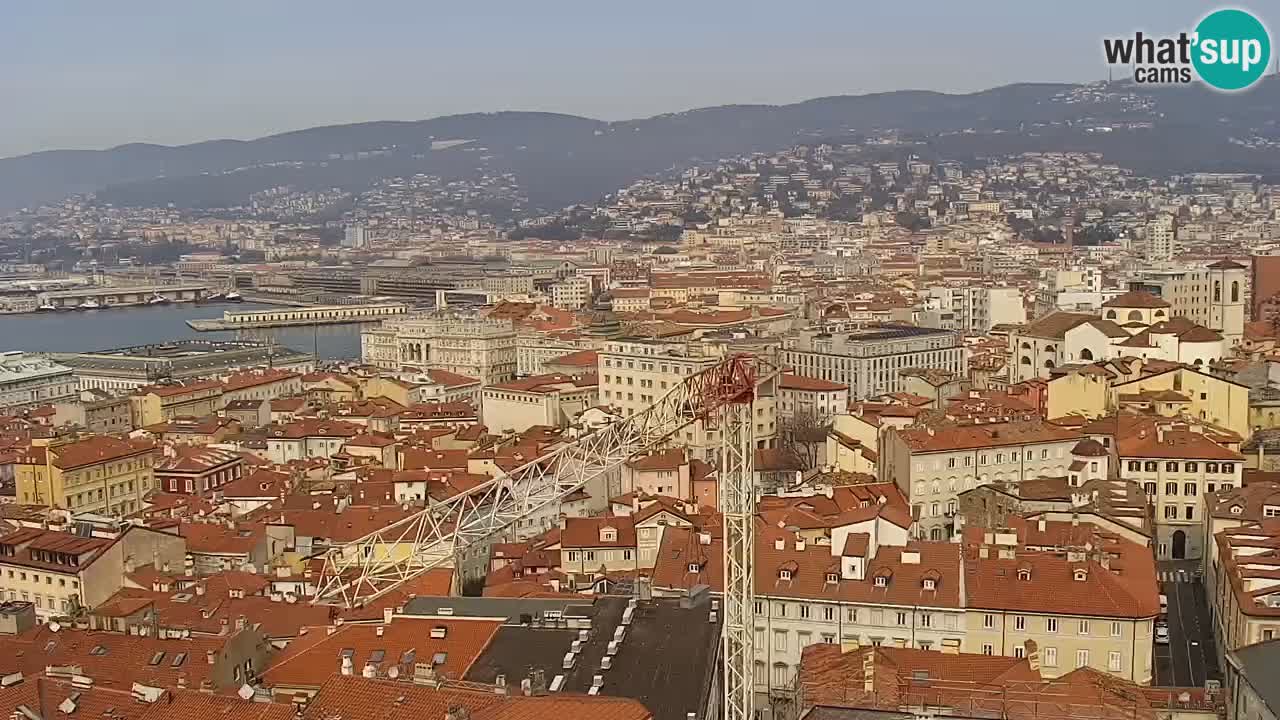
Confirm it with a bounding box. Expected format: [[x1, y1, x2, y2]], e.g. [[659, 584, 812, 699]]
[[1153, 561, 1221, 687]]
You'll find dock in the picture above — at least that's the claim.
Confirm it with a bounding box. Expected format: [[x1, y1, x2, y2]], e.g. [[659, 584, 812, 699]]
[[37, 284, 210, 310], [187, 302, 409, 331]]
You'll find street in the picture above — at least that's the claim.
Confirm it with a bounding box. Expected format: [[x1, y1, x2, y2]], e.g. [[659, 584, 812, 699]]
[[1153, 561, 1221, 688]]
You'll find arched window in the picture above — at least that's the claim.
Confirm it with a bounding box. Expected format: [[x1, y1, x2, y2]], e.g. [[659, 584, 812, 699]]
[[1214, 281, 1222, 302], [1044, 344, 1056, 353], [930, 527, 943, 541], [1232, 281, 1240, 303], [1021, 342, 1032, 350], [1080, 348, 1094, 361], [1021, 356, 1032, 365], [1128, 310, 1143, 322], [1044, 359, 1055, 369], [1105, 310, 1118, 320], [1155, 310, 1166, 318]]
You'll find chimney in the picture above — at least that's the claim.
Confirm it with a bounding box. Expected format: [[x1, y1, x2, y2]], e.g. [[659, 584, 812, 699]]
[[774, 538, 785, 551], [195, 583, 206, 597], [862, 650, 875, 694], [206, 650, 216, 665], [383, 607, 394, 625], [235, 615, 247, 631], [794, 536, 806, 552], [376, 626, 385, 637], [1024, 639, 1040, 672], [1036, 518, 1046, 533]]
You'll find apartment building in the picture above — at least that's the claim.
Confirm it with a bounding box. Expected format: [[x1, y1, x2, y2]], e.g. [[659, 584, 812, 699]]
[[550, 275, 591, 310], [0, 525, 185, 618], [15, 436, 156, 515], [961, 518, 1158, 684], [1116, 424, 1242, 560], [777, 373, 849, 421], [1144, 216, 1177, 262], [781, 325, 965, 401], [924, 286, 1026, 334], [154, 445, 245, 496], [480, 372, 599, 434], [0, 351, 77, 411], [1204, 481, 1280, 653], [600, 338, 777, 459], [361, 314, 518, 383], [879, 421, 1085, 541], [129, 380, 224, 427]]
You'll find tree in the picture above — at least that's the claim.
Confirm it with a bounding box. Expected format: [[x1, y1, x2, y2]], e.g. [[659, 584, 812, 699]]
[[777, 408, 830, 472]]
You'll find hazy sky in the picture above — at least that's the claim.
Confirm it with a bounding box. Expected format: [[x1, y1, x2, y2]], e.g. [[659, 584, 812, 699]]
[[0, 0, 1251, 158]]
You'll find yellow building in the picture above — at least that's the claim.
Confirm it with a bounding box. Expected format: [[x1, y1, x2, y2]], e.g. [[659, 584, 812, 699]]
[[129, 380, 224, 427], [15, 435, 156, 515], [1109, 366, 1249, 437]]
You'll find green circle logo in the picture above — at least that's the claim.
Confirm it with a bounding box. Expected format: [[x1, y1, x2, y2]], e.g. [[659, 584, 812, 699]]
[[1192, 9, 1271, 91]]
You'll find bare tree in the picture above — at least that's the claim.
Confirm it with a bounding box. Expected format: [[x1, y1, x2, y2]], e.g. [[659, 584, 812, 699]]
[[777, 408, 830, 472]]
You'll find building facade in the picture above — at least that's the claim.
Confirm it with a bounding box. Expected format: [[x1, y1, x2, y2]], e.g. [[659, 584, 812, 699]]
[[781, 325, 965, 401]]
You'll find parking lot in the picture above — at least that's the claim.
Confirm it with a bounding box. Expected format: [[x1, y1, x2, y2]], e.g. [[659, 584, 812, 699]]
[[1153, 561, 1221, 687]]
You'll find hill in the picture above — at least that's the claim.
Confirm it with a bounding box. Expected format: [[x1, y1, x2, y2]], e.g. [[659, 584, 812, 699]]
[[6, 78, 1280, 213]]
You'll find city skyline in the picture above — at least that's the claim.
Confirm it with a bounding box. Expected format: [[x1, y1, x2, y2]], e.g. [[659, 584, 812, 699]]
[[0, 0, 1237, 158]]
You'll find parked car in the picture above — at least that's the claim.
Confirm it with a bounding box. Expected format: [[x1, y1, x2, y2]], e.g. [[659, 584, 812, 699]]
[[1156, 625, 1170, 645]]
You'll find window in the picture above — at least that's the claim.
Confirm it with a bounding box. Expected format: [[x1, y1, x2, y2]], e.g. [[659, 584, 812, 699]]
[[1041, 449, 1049, 460], [919, 613, 932, 628], [1078, 620, 1090, 635], [846, 608, 858, 623], [874, 576, 888, 588], [1206, 463, 1218, 473], [772, 664, 788, 687], [773, 630, 787, 652], [1046, 618, 1058, 633], [1165, 505, 1178, 519], [1014, 616, 1026, 631], [983, 614, 995, 629], [1145, 461, 1158, 472], [1111, 621, 1122, 637], [823, 607, 834, 621], [1165, 482, 1178, 496], [1166, 461, 1178, 472], [1223, 463, 1235, 474], [1076, 649, 1090, 668], [1184, 482, 1198, 496], [1128, 461, 1140, 472], [1186, 462, 1198, 473], [755, 601, 763, 615], [1044, 647, 1058, 667], [1144, 482, 1156, 496], [948, 458, 957, 469], [896, 612, 908, 626], [1185, 505, 1195, 520], [1013, 646, 1025, 659], [981, 643, 994, 656], [799, 605, 811, 619], [775, 603, 787, 618]]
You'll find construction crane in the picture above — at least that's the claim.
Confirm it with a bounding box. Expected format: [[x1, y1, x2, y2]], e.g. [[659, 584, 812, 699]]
[[312, 353, 773, 720]]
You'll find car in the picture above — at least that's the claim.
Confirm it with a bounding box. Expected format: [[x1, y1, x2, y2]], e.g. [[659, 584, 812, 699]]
[[1156, 626, 1170, 645], [1159, 593, 1169, 615]]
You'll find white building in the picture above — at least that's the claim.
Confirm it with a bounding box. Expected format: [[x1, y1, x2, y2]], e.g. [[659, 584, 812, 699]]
[[550, 275, 591, 310], [599, 338, 777, 460], [925, 286, 1026, 334], [1145, 216, 1176, 262], [1128, 259, 1246, 345], [0, 352, 77, 410], [343, 223, 368, 248], [781, 325, 965, 401], [361, 314, 518, 384]]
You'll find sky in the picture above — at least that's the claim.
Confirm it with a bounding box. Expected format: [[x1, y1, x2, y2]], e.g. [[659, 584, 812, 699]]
[[0, 0, 1255, 158]]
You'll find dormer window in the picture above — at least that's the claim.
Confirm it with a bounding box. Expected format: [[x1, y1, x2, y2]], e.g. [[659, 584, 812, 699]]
[[923, 578, 936, 591], [1073, 568, 1089, 582], [1232, 505, 1243, 515], [779, 569, 793, 581], [600, 527, 617, 542], [688, 562, 701, 573], [825, 573, 838, 584], [874, 576, 888, 588], [1017, 568, 1032, 581]]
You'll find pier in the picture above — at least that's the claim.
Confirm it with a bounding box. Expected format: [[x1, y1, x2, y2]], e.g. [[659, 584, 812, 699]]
[[186, 303, 409, 331], [36, 284, 210, 310]]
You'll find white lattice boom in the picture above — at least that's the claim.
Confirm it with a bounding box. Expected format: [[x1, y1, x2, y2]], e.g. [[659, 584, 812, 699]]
[[311, 354, 767, 720]]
